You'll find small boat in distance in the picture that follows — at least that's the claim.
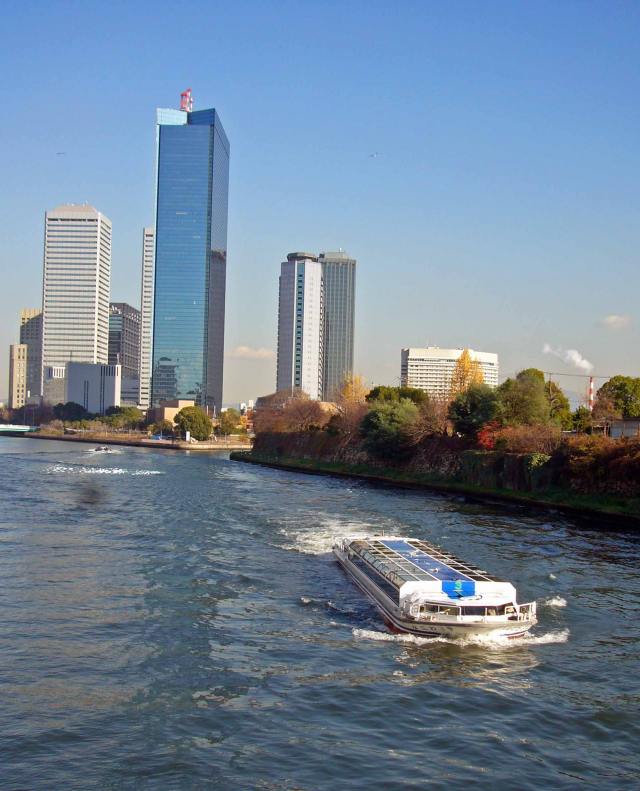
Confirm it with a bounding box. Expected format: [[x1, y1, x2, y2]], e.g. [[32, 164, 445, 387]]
[[333, 535, 537, 640], [92, 446, 112, 453]]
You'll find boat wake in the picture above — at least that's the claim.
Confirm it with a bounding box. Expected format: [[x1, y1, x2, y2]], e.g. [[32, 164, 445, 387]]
[[45, 465, 162, 476], [279, 515, 396, 555], [542, 596, 567, 608], [352, 627, 570, 649]]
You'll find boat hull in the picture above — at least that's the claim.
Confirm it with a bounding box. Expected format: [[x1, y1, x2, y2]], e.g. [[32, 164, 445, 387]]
[[334, 549, 536, 640]]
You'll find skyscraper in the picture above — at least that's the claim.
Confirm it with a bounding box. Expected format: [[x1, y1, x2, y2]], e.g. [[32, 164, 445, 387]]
[[276, 253, 324, 400], [139, 226, 154, 408], [151, 98, 230, 413], [108, 302, 141, 404], [19, 308, 42, 398], [41, 204, 111, 403], [319, 251, 356, 400]]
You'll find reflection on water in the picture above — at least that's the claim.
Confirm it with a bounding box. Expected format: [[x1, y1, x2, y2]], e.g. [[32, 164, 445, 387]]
[[0, 437, 639, 790]]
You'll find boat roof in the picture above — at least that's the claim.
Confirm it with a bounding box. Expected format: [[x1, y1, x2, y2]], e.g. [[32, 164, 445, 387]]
[[349, 536, 505, 590]]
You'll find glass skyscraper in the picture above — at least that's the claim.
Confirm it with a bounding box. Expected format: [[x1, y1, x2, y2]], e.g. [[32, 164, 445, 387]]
[[151, 106, 230, 413], [319, 251, 356, 400]]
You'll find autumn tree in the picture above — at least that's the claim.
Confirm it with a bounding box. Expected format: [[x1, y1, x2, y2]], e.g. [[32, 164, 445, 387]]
[[218, 408, 241, 435], [331, 374, 370, 444], [449, 349, 484, 397]]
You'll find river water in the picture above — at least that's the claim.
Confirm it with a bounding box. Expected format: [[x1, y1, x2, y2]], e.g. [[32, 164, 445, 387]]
[[0, 437, 638, 790]]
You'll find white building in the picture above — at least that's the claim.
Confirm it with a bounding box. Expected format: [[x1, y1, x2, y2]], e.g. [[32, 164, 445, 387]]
[[401, 347, 499, 397], [276, 252, 324, 400], [41, 204, 112, 402], [138, 226, 154, 408], [66, 362, 121, 415]]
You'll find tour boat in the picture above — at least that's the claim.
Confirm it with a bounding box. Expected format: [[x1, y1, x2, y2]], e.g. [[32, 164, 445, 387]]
[[333, 535, 537, 639]]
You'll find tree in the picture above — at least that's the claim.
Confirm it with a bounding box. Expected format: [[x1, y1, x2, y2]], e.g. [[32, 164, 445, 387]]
[[53, 402, 90, 422], [281, 397, 331, 432], [360, 398, 419, 460], [546, 380, 572, 429], [150, 419, 174, 437], [448, 384, 500, 438], [331, 375, 370, 444], [366, 385, 427, 405], [591, 393, 621, 421], [597, 376, 640, 418], [497, 370, 551, 425], [174, 406, 212, 441], [572, 406, 593, 434], [218, 408, 241, 435], [449, 349, 484, 397], [104, 406, 144, 429]]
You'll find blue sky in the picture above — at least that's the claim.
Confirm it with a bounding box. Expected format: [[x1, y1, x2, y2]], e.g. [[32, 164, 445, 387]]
[[1, 1, 639, 405]]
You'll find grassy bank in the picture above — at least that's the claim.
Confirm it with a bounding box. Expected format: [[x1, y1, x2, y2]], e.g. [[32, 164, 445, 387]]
[[231, 450, 640, 525]]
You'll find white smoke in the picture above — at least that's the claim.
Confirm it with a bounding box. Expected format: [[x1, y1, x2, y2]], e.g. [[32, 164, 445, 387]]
[[542, 343, 594, 373], [601, 314, 631, 331]]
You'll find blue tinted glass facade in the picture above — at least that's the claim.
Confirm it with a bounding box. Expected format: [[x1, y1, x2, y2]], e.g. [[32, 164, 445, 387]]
[[151, 108, 230, 412]]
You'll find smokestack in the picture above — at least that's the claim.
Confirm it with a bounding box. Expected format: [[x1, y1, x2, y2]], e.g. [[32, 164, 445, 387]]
[[588, 376, 594, 412]]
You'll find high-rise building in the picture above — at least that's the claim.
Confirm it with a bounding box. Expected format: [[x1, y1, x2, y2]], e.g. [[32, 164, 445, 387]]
[[319, 251, 356, 400], [139, 226, 154, 408], [151, 100, 230, 413], [19, 309, 42, 398], [276, 252, 324, 400], [8, 344, 28, 409], [400, 347, 499, 397], [41, 204, 112, 402], [109, 303, 141, 404]]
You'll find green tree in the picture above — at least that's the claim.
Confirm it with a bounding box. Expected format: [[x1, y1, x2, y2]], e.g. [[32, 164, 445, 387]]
[[104, 406, 144, 429], [53, 402, 90, 422], [174, 406, 213, 441], [360, 399, 419, 460], [150, 419, 174, 437], [546, 381, 572, 429], [448, 384, 499, 438], [497, 370, 551, 426], [572, 406, 593, 433], [218, 408, 241, 435], [597, 376, 640, 418], [366, 385, 427, 405]]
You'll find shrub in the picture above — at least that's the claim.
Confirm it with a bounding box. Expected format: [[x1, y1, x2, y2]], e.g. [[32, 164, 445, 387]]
[[491, 424, 562, 454], [360, 399, 419, 460]]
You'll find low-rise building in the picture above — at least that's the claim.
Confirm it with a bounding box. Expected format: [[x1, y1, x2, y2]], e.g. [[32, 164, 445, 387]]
[[608, 419, 640, 439], [147, 399, 195, 426], [401, 346, 499, 398], [66, 362, 121, 415]]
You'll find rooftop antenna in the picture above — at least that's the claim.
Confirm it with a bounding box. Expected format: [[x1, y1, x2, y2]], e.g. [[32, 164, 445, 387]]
[[180, 88, 193, 112]]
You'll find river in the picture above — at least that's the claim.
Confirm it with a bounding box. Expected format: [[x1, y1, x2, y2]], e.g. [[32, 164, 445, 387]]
[[0, 437, 638, 789]]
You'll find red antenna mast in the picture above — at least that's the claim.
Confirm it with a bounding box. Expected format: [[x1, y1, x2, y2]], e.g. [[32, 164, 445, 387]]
[[180, 88, 193, 112]]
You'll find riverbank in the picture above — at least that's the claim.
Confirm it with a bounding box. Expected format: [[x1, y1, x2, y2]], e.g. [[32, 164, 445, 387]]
[[3, 431, 251, 452], [231, 450, 640, 525]]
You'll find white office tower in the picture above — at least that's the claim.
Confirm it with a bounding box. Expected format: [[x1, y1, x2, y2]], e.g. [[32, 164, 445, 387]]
[[66, 362, 121, 415], [276, 252, 324, 400], [41, 204, 112, 402], [138, 226, 155, 408], [401, 347, 499, 397]]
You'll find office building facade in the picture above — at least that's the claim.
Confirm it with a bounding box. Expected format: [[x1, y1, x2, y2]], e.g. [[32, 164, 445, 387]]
[[41, 204, 112, 402], [139, 226, 155, 408], [66, 362, 121, 415], [8, 344, 28, 409], [401, 347, 499, 397], [151, 104, 230, 413], [319, 251, 356, 400], [19, 309, 42, 398], [276, 253, 324, 400], [109, 302, 141, 404]]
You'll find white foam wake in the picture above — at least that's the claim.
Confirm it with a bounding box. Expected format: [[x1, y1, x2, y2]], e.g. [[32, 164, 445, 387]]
[[279, 515, 397, 555], [352, 627, 569, 648], [45, 465, 162, 476], [542, 596, 567, 608]]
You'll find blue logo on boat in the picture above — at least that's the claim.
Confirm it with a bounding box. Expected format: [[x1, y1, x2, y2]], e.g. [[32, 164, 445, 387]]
[[442, 579, 475, 598]]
